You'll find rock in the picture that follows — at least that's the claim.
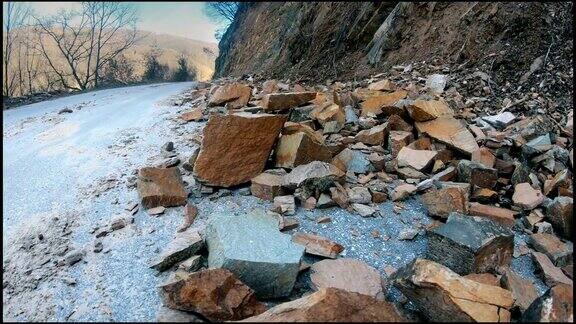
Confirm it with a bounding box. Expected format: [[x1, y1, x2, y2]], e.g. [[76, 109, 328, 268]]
[[512, 183, 545, 210], [500, 268, 539, 314], [261, 92, 317, 112], [162, 142, 174, 152], [177, 204, 198, 233], [274, 132, 332, 168], [347, 187, 371, 204], [180, 107, 204, 122], [64, 250, 84, 266], [207, 83, 251, 109], [278, 216, 299, 231], [316, 216, 331, 224], [178, 255, 203, 272], [535, 221, 554, 234], [351, 203, 378, 217], [425, 74, 447, 94], [522, 283, 573, 322], [110, 216, 129, 231], [543, 169, 570, 196], [511, 161, 530, 186], [316, 193, 336, 208], [421, 186, 468, 218], [406, 100, 453, 122], [261, 80, 279, 94], [290, 105, 315, 122], [273, 195, 296, 215], [387, 114, 413, 132], [194, 112, 286, 187], [360, 90, 407, 117], [482, 112, 516, 129], [158, 268, 266, 321], [292, 232, 344, 259], [310, 259, 384, 299], [344, 105, 359, 124], [457, 160, 498, 189], [472, 187, 498, 202], [93, 241, 103, 253], [545, 196, 573, 240], [391, 184, 416, 201], [415, 117, 479, 155], [391, 258, 513, 322], [310, 102, 345, 127], [148, 206, 166, 216], [468, 202, 516, 227], [397, 228, 418, 240], [354, 123, 388, 146], [241, 287, 406, 322], [527, 233, 573, 267], [367, 79, 396, 91], [331, 148, 374, 174], [282, 161, 345, 194], [58, 108, 73, 114], [387, 131, 413, 158], [471, 147, 496, 168], [396, 147, 437, 171], [150, 229, 204, 272], [250, 171, 286, 201], [523, 133, 552, 156], [463, 273, 500, 287], [156, 306, 204, 322], [137, 167, 188, 209], [206, 210, 304, 298], [427, 213, 514, 275], [531, 251, 573, 287]]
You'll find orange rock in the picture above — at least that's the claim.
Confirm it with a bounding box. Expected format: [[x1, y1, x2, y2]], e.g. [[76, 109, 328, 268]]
[[421, 186, 468, 218], [415, 117, 480, 155], [367, 79, 396, 91], [137, 167, 187, 209], [250, 171, 286, 201], [354, 123, 389, 146], [208, 83, 251, 109], [387, 114, 413, 132], [180, 107, 204, 122], [396, 147, 437, 171], [360, 90, 407, 117], [262, 80, 279, 94], [281, 122, 324, 143], [261, 92, 317, 112], [406, 99, 454, 122], [468, 202, 516, 227], [464, 273, 501, 287], [471, 147, 496, 168], [500, 267, 539, 313], [388, 131, 413, 158], [274, 132, 332, 168], [194, 112, 286, 187], [512, 183, 545, 210], [311, 102, 345, 126], [292, 233, 344, 259]]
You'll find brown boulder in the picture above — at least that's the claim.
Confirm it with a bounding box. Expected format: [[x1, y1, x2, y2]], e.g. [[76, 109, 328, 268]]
[[194, 112, 286, 187], [241, 288, 407, 322], [250, 171, 286, 201], [512, 183, 545, 210], [137, 167, 188, 209], [360, 90, 408, 117], [406, 99, 453, 122], [354, 123, 389, 146], [396, 147, 437, 171], [421, 186, 468, 218], [391, 258, 514, 322], [367, 79, 396, 91], [545, 196, 573, 240], [158, 268, 266, 321], [292, 233, 344, 259], [500, 267, 539, 314], [180, 107, 204, 122], [531, 251, 573, 287], [274, 132, 332, 169], [388, 130, 413, 158], [311, 102, 345, 126], [415, 117, 479, 155], [522, 283, 573, 322], [468, 202, 516, 228], [471, 147, 496, 168], [208, 83, 251, 109], [261, 92, 317, 112], [527, 233, 573, 267]]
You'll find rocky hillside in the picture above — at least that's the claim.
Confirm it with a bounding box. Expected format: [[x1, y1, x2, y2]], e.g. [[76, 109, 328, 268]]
[[215, 2, 572, 85]]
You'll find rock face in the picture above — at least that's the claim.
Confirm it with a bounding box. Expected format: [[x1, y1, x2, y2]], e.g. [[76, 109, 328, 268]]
[[194, 112, 286, 187], [208, 83, 251, 109], [292, 233, 344, 258], [274, 132, 332, 168], [261, 92, 317, 111], [240, 288, 407, 322], [545, 196, 573, 239], [391, 258, 514, 322], [250, 171, 286, 201], [138, 167, 188, 209], [522, 283, 573, 322], [150, 230, 204, 272], [415, 117, 479, 155], [427, 213, 514, 275], [310, 258, 384, 299], [158, 268, 266, 321], [206, 210, 304, 298]]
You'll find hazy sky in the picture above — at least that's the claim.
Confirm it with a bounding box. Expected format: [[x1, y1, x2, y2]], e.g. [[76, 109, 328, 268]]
[[15, 2, 222, 43]]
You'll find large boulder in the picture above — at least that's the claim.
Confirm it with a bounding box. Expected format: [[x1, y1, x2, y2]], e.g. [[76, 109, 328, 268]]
[[208, 83, 251, 109], [137, 167, 188, 209], [427, 213, 514, 275], [240, 288, 407, 322], [261, 92, 317, 112], [415, 117, 479, 155], [194, 112, 286, 187], [158, 268, 266, 321], [206, 210, 304, 298], [391, 258, 514, 322]]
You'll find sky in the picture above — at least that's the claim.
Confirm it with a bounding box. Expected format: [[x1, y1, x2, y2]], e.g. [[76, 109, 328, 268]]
[[9, 2, 223, 44]]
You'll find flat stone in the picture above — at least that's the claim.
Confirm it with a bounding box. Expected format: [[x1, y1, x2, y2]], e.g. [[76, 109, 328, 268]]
[[512, 183, 545, 210], [531, 251, 573, 287], [391, 184, 416, 201], [415, 117, 479, 155], [396, 147, 437, 171], [468, 202, 516, 227], [180, 108, 204, 122], [522, 283, 573, 322], [292, 232, 344, 259], [398, 228, 418, 240], [206, 210, 304, 298], [482, 112, 516, 129], [250, 171, 286, 201], [148, 206, 166, 216], [351, 203, 378, 217], [150, 229, 204, 272], [406, 99, 453, 122], [367, 79, 396, 91], [208, 83, 251, 109], [500, 267, 539, 314], [310, 259, 384, 299], [194, 112, 286, 187], [354, 123, 389, 146], [347, 186, 371, 204], [177, 204, 198, 233], [545, 196, 573, 239], [137, 167, 188, 209], [527, 233, 573, 267], [158, 268, 266, 321], [274, 132, 332, 168], [240, 287, 407, 322], [261, 92, 317, 112], [282, 161, 345, 193], [391, 258, 513, 322], [360, 90, 407, 117], [427, 213, 514, 275], [310, 102, 345, 127]]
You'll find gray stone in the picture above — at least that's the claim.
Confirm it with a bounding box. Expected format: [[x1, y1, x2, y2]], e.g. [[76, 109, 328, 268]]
[[398, 228, 418, 240], [156, 306, 204, 322], [482, 112, 516, 129], [289, 105, 315, 122], [206, 210, 305, 298], [347, 187, 371, 204], [282, 161, 344, 197], [64, 249, 84, 266], [427, 213, 514, 275], [331, 148, 375, 174], [351, 203, 378, 217], [150, 229, 204, 272], [511, 161, 530, 186], [523, 133, 552, 156], [344, 106, 359, 125], [162, 141, 174, 152], [316, 193, 336, 208]]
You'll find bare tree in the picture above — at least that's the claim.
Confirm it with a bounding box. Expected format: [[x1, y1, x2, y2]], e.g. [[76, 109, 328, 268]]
[[3, 2, 31, 97], [204, 2, 239, 24]]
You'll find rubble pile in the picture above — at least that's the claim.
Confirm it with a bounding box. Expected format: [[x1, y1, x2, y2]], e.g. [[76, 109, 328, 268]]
[[136, 69, 573, 322]]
